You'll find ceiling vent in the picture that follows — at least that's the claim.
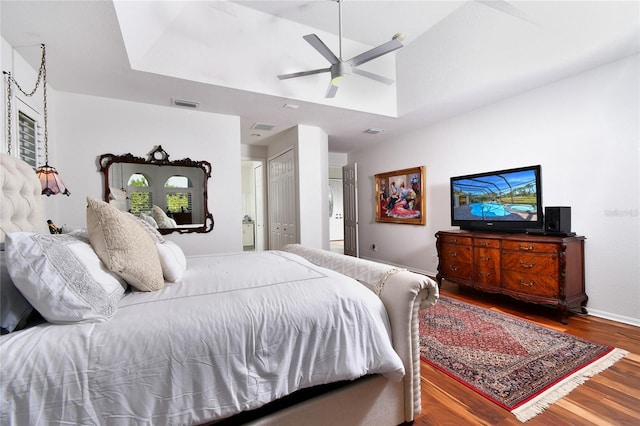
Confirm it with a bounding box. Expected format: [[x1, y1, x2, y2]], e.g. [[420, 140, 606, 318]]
[[173, 99, 200, 109], [250, 123, 275, 131], [363, 128, 384, 134]]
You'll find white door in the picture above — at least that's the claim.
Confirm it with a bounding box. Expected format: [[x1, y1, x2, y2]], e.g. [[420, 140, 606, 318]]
[[268, 150, 296, 250], [329, 178, 344, 240], [343, 163, 358, 257]]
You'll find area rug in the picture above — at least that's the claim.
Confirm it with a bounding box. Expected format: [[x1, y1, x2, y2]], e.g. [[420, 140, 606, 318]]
[[419, 296, 628, 422]]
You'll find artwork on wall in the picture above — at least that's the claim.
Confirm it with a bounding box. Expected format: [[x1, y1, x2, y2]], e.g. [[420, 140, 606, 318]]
[[375, 166, 426, 225]]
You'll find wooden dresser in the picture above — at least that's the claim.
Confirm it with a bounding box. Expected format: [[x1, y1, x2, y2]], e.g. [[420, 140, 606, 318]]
[[435, 230, 587, 323]]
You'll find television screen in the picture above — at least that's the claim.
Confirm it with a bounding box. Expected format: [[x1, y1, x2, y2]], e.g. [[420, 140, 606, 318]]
[[450, 165, 542, 232]]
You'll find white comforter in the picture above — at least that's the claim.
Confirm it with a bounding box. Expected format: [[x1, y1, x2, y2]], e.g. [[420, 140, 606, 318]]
[[1, 251, 404, 425]]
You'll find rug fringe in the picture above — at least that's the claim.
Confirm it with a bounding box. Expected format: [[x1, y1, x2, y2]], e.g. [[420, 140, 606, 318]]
[[511, 348, 629, 422]]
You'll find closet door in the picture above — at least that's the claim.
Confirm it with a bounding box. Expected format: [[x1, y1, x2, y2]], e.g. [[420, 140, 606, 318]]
[[268, 149, 296, 250]]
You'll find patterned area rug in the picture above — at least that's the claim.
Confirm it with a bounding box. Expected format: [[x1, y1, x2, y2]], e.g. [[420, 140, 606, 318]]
[[419, 297, 628, 422]]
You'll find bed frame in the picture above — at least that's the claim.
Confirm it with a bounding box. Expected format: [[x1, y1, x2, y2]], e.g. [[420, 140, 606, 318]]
[[0, 153, 438, 425]]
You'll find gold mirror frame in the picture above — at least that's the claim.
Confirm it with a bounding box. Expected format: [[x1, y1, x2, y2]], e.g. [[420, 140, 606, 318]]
[[99, 146, 214, 234]]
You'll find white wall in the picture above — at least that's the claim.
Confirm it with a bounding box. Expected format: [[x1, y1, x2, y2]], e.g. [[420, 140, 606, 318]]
[[296, 125, 329, 250], [349, 54, 640, 325], [46, 92, 242, 256]]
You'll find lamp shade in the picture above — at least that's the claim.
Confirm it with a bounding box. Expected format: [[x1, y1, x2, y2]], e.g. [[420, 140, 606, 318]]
[[36, 164, 70, 196]]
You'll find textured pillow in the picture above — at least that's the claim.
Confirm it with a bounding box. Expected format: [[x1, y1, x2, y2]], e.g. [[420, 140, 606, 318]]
[[1, 246, 34, 333], [156, 241, 187, 282], [5, 232, 126, 324], [87, 196, 165, 292]]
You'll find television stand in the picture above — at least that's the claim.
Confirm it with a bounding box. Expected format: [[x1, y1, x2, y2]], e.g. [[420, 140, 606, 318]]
[[435, 230, 587, 324]]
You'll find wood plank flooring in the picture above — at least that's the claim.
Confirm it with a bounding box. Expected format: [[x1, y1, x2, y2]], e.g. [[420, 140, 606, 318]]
[[415, 281, 640, 425]]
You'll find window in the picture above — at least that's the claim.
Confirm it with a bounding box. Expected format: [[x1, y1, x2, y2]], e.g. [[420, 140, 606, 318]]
[[18, 110, 40, 168], [128, 173, 152, 214], [164, 175, 192, 213]]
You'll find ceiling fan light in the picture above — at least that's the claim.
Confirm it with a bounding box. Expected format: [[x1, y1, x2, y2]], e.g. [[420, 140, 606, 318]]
[[330, 62, 351, 86]]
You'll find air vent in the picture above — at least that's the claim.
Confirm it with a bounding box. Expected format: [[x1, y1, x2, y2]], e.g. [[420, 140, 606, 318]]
[[173, 99, 200, 109], [250, 123, 275, 131], [363, 128, 384, 134]]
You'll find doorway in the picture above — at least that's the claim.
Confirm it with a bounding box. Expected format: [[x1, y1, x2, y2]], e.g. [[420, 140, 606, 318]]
[[241, 160, 265, 251], [329, 167, 344, 254]]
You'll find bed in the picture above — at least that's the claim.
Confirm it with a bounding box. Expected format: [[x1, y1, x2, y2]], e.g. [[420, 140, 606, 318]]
[[0, 153, 438, 425]]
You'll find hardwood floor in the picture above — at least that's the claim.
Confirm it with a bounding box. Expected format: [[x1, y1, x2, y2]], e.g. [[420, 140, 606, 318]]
[[415, 281, 640, 426]]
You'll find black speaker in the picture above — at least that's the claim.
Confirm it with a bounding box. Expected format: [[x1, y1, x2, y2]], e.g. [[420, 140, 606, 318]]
[[545, 206, 571, 234]]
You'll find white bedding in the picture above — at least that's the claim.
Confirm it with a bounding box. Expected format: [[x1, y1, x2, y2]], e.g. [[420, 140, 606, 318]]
[[1, 251, 404, 425]]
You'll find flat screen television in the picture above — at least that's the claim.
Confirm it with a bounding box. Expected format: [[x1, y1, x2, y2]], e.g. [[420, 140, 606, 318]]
[[450, 165, 543, 233]]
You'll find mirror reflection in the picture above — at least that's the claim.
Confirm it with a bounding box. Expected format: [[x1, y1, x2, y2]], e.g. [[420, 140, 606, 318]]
[[99, 146, 214, 234]]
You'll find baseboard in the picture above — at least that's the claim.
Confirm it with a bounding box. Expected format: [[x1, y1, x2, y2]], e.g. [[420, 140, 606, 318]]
[[585, 309, 640, 327]]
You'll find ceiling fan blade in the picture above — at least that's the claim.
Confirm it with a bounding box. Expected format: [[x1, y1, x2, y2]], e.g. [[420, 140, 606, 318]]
[[325, 83, 339, 98], [347, 38, 403, 67], [303, 34, 340, 64], [352, 68, 395, 85], [278, 67, 331, 80]]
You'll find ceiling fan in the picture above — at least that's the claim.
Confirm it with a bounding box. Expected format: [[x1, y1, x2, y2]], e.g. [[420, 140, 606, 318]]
[[277, 0, 404, 98]]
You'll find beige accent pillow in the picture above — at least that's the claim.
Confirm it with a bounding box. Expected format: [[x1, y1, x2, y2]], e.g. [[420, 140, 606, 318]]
[[151, 205, 175, 229], [87, 196, 165, 291]]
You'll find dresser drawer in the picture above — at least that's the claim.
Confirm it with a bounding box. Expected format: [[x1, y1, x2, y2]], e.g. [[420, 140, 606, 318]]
[[441, 258, 473, 280], [502, 271, 558, 298], [501, 252, 558, 275], [474, 247, 500, 286], [474, 238, 500, 249], [502, 240, 558, 253], [440, 243, 472, 263], [474, 267, 500, 286], [439, 235, 472, 245], [440, 243, 472, 280]]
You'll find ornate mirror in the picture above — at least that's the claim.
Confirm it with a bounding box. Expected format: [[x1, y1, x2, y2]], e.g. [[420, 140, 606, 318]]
[[99, 146, 214, 234]]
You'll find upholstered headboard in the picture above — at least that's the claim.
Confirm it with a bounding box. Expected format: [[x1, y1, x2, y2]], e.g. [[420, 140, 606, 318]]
[[0, 154, 46, 243]]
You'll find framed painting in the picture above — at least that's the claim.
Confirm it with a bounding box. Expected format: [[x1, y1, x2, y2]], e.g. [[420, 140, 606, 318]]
[[375, 166, 426, 225]]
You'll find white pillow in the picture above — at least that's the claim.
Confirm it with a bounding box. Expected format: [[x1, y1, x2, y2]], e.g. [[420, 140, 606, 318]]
[[156, 241, 187, 282], [5, 232, 126, 324], [87, 196, 165, 292]]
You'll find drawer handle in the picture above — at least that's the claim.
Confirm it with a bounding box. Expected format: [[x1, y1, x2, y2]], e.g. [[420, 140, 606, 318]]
[[479, 241, 489, 246], [519, 260, 536, 268], [479, 272, 491, 277], [519, 244, 535, 251], [479, 256, 491, 261], [451, 238, 457, 243], [449, 265, 459, 272], [519, 279, 535, 287], [449, 251, 458, 257]]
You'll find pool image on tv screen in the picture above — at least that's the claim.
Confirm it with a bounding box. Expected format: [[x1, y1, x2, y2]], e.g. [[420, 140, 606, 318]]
[[452, 168, 539, 223]]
